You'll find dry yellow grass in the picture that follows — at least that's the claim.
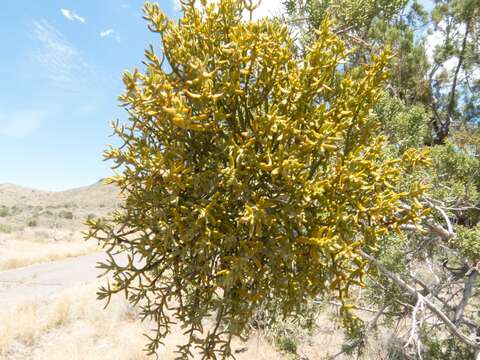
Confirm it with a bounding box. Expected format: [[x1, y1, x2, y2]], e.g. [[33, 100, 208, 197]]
[[0, 283, 286, 360], [0, 283, 150, 359], [0, 238, 97, 271]]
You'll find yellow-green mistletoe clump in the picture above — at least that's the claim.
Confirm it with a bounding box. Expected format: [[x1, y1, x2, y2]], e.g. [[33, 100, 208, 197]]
[[86, 0, 429, 358]]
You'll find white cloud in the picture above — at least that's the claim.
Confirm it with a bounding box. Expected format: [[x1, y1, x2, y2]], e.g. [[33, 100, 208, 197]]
[[426, 21, 479, 82], [31, 19, 88, 86], [250, 0, 284, 20], [425, 29, 442, 64], [60, 9, 86, 24], [100, 29, 120, 43], [100, 29, 114, 37], [0, 110, 47, 138], [171, 0, 182, 12]]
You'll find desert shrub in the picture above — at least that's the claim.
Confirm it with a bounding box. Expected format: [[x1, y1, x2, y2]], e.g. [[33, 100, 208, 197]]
[[40, 210, 54, 217], [59, 211, 74, 220], [275, 336, 298, 354], [0, 206, 9, 218], [62, 203, 77, 209], [27, 219, 38, 227], [86, 213, 96, 221], [0, 223, 14, 233]]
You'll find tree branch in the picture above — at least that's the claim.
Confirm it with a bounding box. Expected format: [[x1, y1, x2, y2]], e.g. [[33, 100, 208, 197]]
[[360, 250, 480, 350], [446, 17, 471, 130], [454, 270, 478, 325]]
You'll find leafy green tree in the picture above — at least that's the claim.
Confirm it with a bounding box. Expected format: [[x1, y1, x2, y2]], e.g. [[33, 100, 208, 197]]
[[428, 0, 480, 143], [86, 0, 429, 358], [284, 0, 431, 107], [286, 0, 480, 358]]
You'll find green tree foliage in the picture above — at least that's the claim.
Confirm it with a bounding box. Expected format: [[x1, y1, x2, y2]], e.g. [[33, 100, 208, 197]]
[[86, 1, 429, 357], [285, 0, 480, 143], [375, 94, 430, 151], [287, 0, 480, 358], [284, 0, 431, 106], [429, 0, 480, 142], [284, 0, 409, 42]]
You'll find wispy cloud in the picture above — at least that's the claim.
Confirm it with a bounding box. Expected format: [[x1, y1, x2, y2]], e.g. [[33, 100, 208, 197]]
[[100, 29, 114, 37], [31, 19, 88, 86], [100, 29, 121, 43], [60, 9, 86, 24], [250, 0, 284, 20], [0, 110, 48, 138], [171, 0, 182, 12]]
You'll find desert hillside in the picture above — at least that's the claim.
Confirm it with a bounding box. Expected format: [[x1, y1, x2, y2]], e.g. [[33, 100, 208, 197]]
[[0, 181, 118, 229], [0, 181, 119, 270]]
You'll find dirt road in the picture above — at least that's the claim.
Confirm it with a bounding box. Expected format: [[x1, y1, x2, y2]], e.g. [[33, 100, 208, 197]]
[[0, 252, 108, 306]]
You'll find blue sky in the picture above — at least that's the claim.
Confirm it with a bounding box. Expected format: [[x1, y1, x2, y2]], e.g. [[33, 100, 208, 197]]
[[0, 1, 179, 191], [0, 0, 434, 191]]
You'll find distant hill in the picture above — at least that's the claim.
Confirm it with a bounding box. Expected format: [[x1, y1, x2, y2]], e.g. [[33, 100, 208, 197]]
[[0, 182, 118, 208], [0, 182, 120, 232]]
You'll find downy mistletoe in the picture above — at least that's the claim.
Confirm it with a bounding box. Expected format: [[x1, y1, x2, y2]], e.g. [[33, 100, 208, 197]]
[[86, 0, 430, 358]]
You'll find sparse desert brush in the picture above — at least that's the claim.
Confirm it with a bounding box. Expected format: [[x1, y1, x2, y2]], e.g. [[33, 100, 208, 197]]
[[0, 283, 147, 359], [0, 281, 289, 360], [0, 239, 97, 270], [27, 218, 38, 227], [61, 202, 77, 209], [40, 209, 54, 216], [0, 205, 9, 217], [0, 223, 14, 234], [59, 210, 74, 219]]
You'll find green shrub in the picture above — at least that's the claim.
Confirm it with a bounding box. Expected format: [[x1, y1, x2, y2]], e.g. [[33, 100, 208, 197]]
[[0, 206, 9, 217], [59, 210, 74, 220], [275, 336, 298, 354], [27, 219, 38, 227], [0, 223, 14, 233]]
